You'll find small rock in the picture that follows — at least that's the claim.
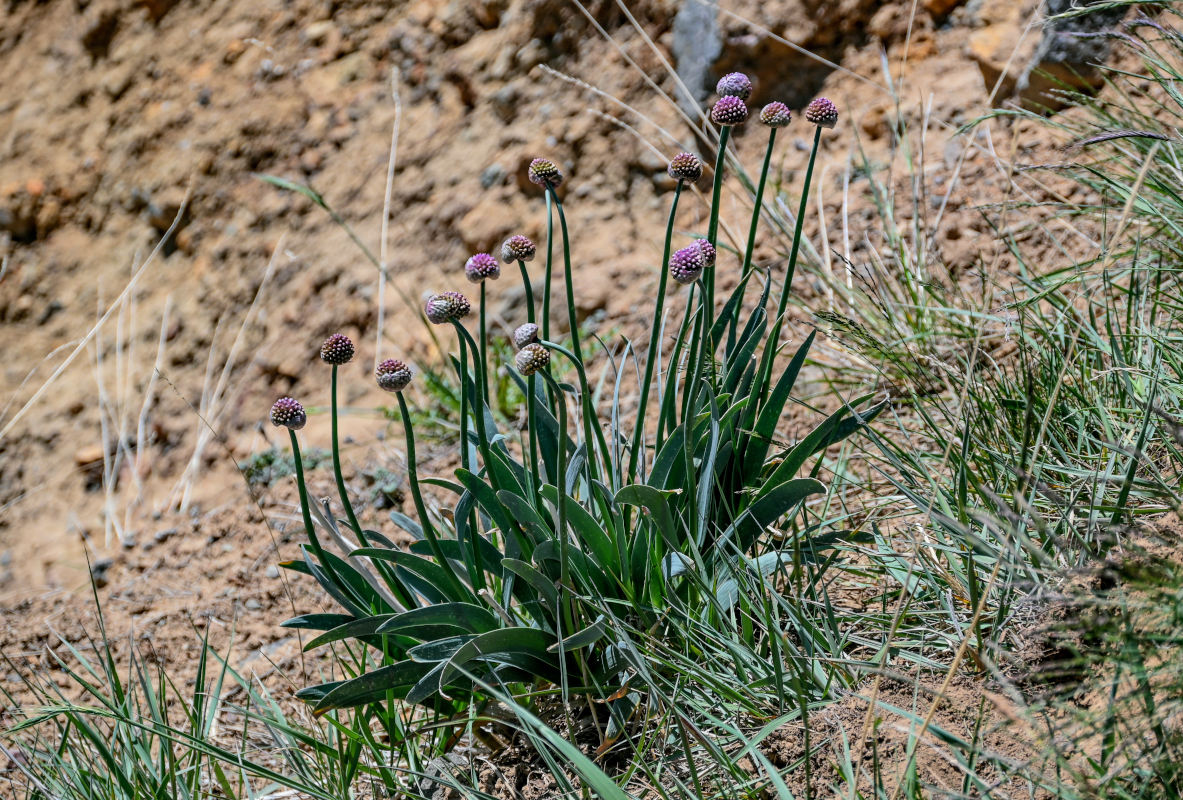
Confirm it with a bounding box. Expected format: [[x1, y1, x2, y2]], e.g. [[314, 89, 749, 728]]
[[74, 445, 105, 467], [671, 0, 722, 117], [90, 558, 115, 588], [244, 598, 262, 611], [480, 163, 506, 189], [265, 565, 280, 578], [923, 0, 965, 16]]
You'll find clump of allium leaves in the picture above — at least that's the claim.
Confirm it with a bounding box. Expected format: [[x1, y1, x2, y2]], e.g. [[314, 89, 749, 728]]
[[266, 78, 879, 747]]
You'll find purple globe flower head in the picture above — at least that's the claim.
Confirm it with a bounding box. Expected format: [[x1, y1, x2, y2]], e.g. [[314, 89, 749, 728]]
[[465, 253, 500, 283], [710, 96, 748, 126], [376, 358, 413, 393], [691, 238, 716, 268], [319, 333, 355, 365], [528, 158, 564, 188], [512, 322, 540, 350], [716, 72, 752, 100], [669, 246, 705, 285], [270, 397, 307, 430], [501, 234, 537, 263], [760, 101, 792, 128], [424, 291, 472, 325], [514, 343, 550, 376], [804, 97, 839, 129], [667, 152, 704, 183]]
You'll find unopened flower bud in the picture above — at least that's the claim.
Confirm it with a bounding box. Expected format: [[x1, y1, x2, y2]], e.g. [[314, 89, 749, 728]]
[[514, 343, 550, 376], [667, 152, 703, 183], [376, 359, 413, 392], [270, 397, 307, 430], [716, 72, 752, 100], [760, 101, 792, 128], [319, 333, 355, 365], [528, 158, 564, 188], [669, 246, 704, 285], [465, 253, 500, 283], [804, 97, 839, 129], [512, 322, 540, 349], [710, 96, 748, 126], [691, 238, 716, 268], [424, 291, 472, 324], [501, 235, 537, 263]]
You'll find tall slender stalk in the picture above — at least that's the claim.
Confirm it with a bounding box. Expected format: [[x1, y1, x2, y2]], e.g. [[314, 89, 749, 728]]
[[541, 339, 607, 491], [758, 125, 822, 406], [395, 392, 465, 597], [775, 125, 822, 324], [329, 365, 366, 543], [518, 260, 536, 324], [288, 429, 355, 603], [479, 282, 489, 403], [542, 192, 554, 344], [703, 127, 731, 349], [453, 322, 500, 492], [741, 128, 778, 281], [457, 332, 471, 473], [538, 369, 576, 724], [548, 188, 583, 363], [628, 181, 683, 482]]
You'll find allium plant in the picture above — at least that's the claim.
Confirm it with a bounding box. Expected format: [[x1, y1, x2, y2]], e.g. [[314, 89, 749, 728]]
[[270, 75, 876, 748]]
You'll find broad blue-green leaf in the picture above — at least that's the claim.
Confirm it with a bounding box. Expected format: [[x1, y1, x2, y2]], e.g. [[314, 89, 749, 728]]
[[303, 614, 399, 651], [721, 478, 826, 552], [387, 511, 423, 540], [757, 395, 883, 497], [281, 613, 355, 632], [741, 330, 816, 482], [715, 552, 792, 611], [439, 627, 559, 687], [615, 484, 678, 548], [376, 603, 499, 637], [548, 615, 608, 652], [501, 558, 559, 614], [311, 660, 436, 714]]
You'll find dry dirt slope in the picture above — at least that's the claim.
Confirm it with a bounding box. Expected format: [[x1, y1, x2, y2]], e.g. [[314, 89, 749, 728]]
[[0, 0, 1115, 701]]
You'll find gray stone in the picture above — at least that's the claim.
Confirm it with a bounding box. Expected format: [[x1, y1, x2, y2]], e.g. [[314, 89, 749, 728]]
[[672, 0, 722, 119]]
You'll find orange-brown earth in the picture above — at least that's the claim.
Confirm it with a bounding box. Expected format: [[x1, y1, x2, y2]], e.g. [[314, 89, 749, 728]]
[[0, 0, 1138, 793]]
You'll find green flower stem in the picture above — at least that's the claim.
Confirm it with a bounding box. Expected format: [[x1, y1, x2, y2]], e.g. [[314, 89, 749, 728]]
[[741, 128, 778, 282], [537, 370, 573, 606], [527, 373, 541, 494], [542, 191, 554, 344], [758, 125, 822, 407], [628, 180, 683, 483], [540, 340, 607, 491], [333, 370, 414, 609], [775, 125, 822, 324], [288, 429, 355, 605], [329, 365, 366, 544], [479, 282, 490, 404], [547, 187, 583, 363], [539, 368, 578, 720], [518, 260, 535, 324], [703, 125, 732, 358], [452, 322, 500, 492], [518, 258, 540, 495], [657, 284, 697, 445], [456, 332, 472, 473], [396, 392, 466, 598], [681, 286, 707, 427]]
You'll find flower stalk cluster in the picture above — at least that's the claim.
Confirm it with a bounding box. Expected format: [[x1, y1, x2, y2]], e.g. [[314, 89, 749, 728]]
[[264, 68, 859, 726]]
